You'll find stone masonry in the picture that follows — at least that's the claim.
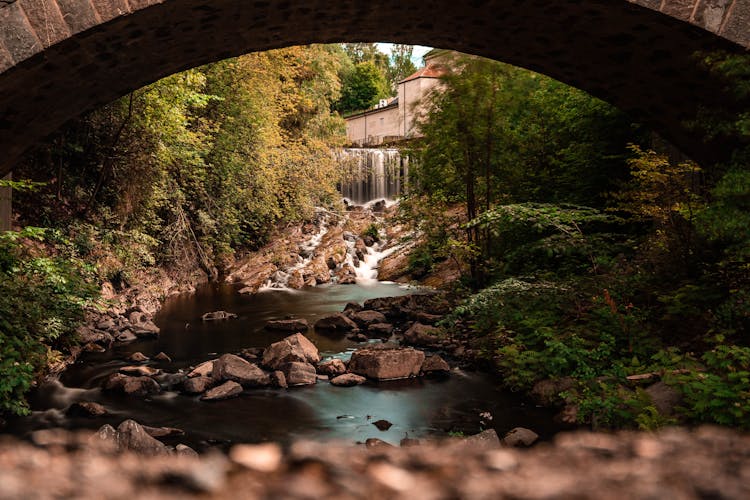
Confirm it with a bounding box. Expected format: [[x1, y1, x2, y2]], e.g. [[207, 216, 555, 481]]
[[0, 0, 748, 173]]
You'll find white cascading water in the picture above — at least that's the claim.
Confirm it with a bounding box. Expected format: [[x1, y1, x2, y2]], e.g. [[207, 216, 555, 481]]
[[259, 212, 331, 290], [337, 148, 408, 205]]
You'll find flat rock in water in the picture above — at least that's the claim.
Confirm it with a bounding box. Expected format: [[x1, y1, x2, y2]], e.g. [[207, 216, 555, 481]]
[[142, 425, 185, 438], [421, 355, 450, 374], [372, 419, 393, 431], [202, 310, 238, 321], [348, 346, 425, 380], [116, 420, 168, 455], [314, 313, 358, 332], [280, 362, 317, 386], [103, 373, 161, 397], [183, 376, 216, 394], [128, 352, 149, 363], [262, 333, 320, 370], [153, 352, 171, 362], [317, 358, 347, 377], [119, 365, 161, 377], [213, 354, 270, 387], [403, 322, 441, 347], [66, 401, 107, 418], [264, 318, 309, 332], [503, 427, 539, 448], [201, 381, 243, 401], [330, 373, 366, 387]]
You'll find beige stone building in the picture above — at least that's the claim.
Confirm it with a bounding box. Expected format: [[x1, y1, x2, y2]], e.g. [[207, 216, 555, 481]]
[[345, 50, 448, 146]]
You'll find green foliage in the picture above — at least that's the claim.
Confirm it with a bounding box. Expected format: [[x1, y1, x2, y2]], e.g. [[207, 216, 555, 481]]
[[0, 227, 98, 415], [669, 344, 750, 428], [362, 223, 380, 241], [336, 61, 390, 114]]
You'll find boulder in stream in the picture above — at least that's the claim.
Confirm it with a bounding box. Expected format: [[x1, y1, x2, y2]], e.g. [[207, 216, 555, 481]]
[[201, 380, 243, 401], [351, 310, 388, 328], [330, 373, 366, 387], [314, 313, 358, 333], [66, 401, 108, 418], [262, 333, 320, 370], [348, 346, 425, 380], [367, 323, 394, 338], [317, 358, 347, 377], [213, 354, 270, 387], [116, 420, 169, 455], [280, 362, 317, 386], [103, 373, 161, 396], [183, 376, 216, 394], [188, 360, 215, 378]]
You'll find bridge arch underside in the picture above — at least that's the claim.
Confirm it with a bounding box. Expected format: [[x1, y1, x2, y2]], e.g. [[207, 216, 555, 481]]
[[0, 0, 747, 173]]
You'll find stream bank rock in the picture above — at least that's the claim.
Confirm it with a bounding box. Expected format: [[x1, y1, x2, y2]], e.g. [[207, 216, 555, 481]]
[[213, 354, 270, 387], [503, 427, 539, 447], [421, 355, 451, 374], [403, 322, 441, 347], [348, 346, 425, 380], [262, 333, 320, 369]]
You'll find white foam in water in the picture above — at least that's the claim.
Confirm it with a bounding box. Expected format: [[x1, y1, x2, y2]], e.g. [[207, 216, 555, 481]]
[[259, 211, 331, 291]]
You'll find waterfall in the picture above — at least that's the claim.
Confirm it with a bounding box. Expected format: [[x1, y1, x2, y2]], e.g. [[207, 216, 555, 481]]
[[337, 148, 409, 205]]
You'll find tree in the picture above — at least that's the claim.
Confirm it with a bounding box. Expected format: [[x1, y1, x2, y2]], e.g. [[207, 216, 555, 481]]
[[335, 61, 390, 114], [387, 44, 417, 91]]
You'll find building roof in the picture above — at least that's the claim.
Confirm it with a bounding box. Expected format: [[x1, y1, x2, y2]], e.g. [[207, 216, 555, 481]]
[[398, 63, 446, 84]]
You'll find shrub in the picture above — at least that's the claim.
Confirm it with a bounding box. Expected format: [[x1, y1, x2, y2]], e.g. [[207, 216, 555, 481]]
[[0, 227, 98, 415]]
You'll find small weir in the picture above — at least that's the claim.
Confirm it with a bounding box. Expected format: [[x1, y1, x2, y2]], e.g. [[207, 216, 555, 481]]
[[338, 148, 409, 205]]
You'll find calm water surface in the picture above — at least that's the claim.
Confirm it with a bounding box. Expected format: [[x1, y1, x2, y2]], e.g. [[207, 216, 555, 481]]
[[6, 282, 558, 449]]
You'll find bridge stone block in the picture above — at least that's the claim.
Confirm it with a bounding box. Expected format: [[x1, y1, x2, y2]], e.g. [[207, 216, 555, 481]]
[[721, 1, 750, 47], [661, 0, 699, 21], [91, 0, 131, 22], [21, 0, 71, 48], [0, 44, 13, 74], [693, 0, 734, 32], [128, 0, 166, 10], [56, 0, 100, 34], [0, 3, 41, 63]]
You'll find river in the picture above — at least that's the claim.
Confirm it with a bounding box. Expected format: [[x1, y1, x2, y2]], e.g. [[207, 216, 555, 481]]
[[4, 281, 558, 450]]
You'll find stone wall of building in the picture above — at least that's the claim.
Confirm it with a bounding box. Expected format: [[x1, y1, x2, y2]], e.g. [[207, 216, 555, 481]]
[[345, 105, 400, 146]]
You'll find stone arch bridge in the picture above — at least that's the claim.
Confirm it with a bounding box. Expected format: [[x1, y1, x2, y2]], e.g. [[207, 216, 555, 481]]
[[0, 0, 748, 175]]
